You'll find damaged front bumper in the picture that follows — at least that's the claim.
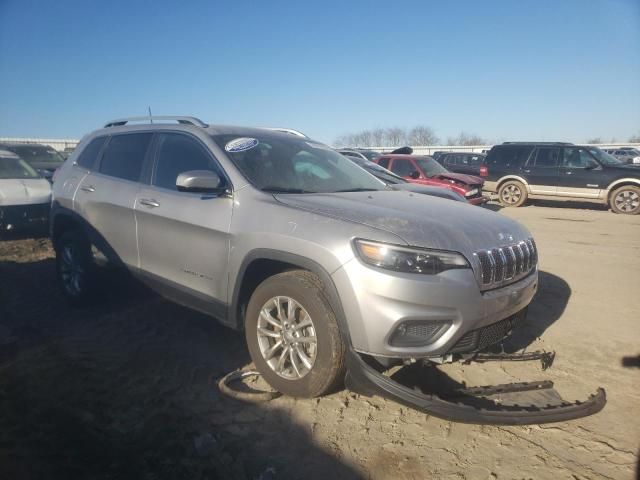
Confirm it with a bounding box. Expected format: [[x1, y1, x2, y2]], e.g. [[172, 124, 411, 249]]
[[345, 349, 606, 425]]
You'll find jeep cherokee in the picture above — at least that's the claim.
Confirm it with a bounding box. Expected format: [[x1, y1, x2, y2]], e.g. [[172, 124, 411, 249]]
[[50, 117, 605, 424]]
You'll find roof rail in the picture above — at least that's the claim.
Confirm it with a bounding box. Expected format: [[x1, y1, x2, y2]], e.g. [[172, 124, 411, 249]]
[[502, 141, 573, 145], [103, 116, 208, 128], [261, 127, 308, 138]]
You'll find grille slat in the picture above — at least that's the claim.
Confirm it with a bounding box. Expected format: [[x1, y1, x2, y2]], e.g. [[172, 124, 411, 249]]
[[475, 238, 537, 290]]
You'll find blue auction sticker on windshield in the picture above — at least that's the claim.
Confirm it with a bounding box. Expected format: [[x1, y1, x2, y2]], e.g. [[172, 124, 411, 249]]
[[225, 137, 259, 153]]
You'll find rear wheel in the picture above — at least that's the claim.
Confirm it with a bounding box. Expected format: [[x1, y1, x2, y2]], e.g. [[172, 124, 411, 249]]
[[610, 185, 640, 215], [499, 180, 528, 207], [55, 230, 96, 305], [245, 270, 346, 398]]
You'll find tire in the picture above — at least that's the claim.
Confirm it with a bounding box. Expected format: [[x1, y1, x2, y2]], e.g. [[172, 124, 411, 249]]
[[610, 185, 640, 215], [245, 270, 346, 398], [55, 229, 96, 305], [498, 180, 528, 207]]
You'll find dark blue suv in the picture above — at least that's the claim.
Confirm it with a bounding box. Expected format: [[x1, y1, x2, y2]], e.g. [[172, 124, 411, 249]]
[[482, 142, 640, 214]]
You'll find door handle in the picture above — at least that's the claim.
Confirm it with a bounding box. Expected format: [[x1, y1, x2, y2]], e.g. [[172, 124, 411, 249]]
[[139, 198, 160, 208], [523, 169, 531, 173], [565, 171, 573, 175], [80, 185, 96, 192]]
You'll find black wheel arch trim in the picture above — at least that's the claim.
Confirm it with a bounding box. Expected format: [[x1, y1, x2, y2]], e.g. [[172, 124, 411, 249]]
[[230, 249, 352, 345], [50, 202, 125, 268]]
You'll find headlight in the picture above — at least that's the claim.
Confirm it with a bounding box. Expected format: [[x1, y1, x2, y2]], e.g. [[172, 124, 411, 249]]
[[464, 188, 479, 197], [353, 239, 470, 274]]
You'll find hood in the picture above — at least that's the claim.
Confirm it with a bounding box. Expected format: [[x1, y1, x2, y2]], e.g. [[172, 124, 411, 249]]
[[432, 172, 483, 186], [0, 178, 52, 206], [274, 190, 531, 256]]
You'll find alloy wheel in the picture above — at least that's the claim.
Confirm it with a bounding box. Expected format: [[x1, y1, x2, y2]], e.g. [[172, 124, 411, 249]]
[[501, 184, 522, 204], [256, 296, 317, 379], [614, 190, 640, 213], [59, 244, 85, 296]]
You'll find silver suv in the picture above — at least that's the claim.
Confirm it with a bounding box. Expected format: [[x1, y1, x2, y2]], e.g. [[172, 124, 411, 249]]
[[51, 116, 605, 424]]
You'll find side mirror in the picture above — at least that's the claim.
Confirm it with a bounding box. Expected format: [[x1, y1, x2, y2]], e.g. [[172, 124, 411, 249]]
[[409, 171, 421, 179], [176, 170, 225, 193]]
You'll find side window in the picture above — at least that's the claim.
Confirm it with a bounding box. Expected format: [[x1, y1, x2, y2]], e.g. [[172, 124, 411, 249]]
[[100, 133, 152, 181], [154, 133, 221, 191], [531, 148, 560, 168], [446, 155, 457, 165], [390, 159, 416, 176], [377, 157, 390, 169], [76, 136, 107, 169], [562, 147, 597, 168], [487, 146, 533, 167]]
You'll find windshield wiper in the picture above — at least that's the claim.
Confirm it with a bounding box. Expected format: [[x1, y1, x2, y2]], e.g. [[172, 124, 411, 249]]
[[333, 188, 381, 193], [261, 186, 316, 194]]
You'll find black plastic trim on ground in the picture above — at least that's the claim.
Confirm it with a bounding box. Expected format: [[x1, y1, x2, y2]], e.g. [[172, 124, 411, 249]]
[[345, 349, 606, 425]]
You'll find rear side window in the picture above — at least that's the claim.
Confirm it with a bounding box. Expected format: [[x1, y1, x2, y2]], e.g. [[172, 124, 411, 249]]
[[531, 148, 560, 168], [153, 133, 221, 191], [76, 136, 107, 169], [377, 157, 390, 169], [486, 146, 534, 167], [100, 133, 152, 182]]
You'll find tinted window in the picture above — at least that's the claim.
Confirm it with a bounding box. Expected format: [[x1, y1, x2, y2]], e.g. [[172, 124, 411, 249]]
[[377, 158, 390, 169], [532, 148, 560, 168], [100, 133, 152, 181], [487, 146, 534, 167], [76, 137, 107, 169], [154, 134, 220, 190], [390, 159, 416, 176]]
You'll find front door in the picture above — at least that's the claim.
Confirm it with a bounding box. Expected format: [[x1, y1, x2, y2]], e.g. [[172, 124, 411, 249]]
[[558, 146, 603, 199], [523, 147, 560, 195], [135, 132, 233, 310]]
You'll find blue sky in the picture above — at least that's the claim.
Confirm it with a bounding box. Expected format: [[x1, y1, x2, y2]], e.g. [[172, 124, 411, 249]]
[[1, 0, 639, 144]]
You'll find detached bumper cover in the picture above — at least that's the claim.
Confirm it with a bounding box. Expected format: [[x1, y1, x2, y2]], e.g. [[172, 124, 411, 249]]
[[345, 349, 606, 425]]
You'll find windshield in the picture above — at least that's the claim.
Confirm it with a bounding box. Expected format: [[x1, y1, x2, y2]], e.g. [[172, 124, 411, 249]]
[[214, 135, 386, 193], [585, 147, 625, 166], [6, 145, 65, 164], [0, 156, 40, 179], [360, 150, 382, 161], [415, 156, 449, 177]]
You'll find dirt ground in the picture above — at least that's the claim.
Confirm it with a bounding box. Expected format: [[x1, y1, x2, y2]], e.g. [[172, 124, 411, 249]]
[[1, 201, 638, 480]]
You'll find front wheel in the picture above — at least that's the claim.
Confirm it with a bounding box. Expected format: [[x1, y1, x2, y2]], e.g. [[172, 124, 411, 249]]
[[245, 270, 346, 398], [610, 185, 640, 215], [498, 180, 528, 207]]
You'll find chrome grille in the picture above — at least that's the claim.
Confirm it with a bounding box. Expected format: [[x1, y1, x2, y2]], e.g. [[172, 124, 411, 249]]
[[475, 238, 538, 289]]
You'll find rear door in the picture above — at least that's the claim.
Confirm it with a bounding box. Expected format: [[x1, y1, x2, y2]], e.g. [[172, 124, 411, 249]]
[[557, 146, 603, 199], [523, 147, 560, 195], [75, 132, 153, 267], [135, 132, 233, 309]]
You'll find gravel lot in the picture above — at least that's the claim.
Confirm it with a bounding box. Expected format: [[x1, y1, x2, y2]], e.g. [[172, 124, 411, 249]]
[[1, 202, 638, 480]]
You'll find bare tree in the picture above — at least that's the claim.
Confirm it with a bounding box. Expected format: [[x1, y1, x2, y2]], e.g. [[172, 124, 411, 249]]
[[407, 126, 439, 146], [447, 132, 486, 146], [384, 127, 407, 147], [372, 128, 386, 147], [585, 137, 602, 144], [629, 132, 640, 143]]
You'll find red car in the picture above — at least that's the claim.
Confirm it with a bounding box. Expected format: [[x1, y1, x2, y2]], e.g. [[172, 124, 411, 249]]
[[374, 154, 487, 205]]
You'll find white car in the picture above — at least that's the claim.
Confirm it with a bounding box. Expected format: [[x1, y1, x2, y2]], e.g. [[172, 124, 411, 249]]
[[0, 149, 51, 232]]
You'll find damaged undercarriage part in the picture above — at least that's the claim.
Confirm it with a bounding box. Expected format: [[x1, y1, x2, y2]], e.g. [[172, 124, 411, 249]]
[[345, 349, 606, 425]]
